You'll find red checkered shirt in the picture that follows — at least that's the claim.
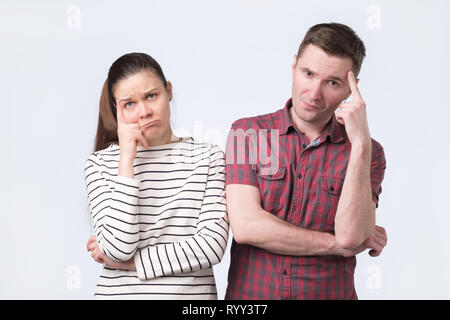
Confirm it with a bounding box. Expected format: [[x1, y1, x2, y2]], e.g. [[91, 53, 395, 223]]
[[224, 98, 386, 299]]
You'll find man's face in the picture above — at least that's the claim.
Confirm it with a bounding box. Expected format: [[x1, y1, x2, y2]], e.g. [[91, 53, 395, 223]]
[[291, 44, 354, 128]]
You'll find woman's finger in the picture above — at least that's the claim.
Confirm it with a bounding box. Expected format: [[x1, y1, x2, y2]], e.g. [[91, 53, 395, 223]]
[[88, 242, 98, 252], [116, 99, 127, 125], [138, 133, 149, 149], [93, 248, 105, 264], [86, 235, 97, 251]]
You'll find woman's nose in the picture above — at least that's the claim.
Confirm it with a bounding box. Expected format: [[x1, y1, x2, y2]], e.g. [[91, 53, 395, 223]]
[[138, 101, 153, 118]]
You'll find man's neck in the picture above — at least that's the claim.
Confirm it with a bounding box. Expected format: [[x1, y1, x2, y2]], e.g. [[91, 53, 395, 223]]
[[288, 108, 330, 144]]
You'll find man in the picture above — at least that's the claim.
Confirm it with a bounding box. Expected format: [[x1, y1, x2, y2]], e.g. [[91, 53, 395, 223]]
[[224, 23, 387, 299]]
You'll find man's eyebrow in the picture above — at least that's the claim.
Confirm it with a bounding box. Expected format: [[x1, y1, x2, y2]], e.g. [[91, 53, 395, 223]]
[[299, 67, 345, 83], [300, 67, 314, 73], [328, 75, 345, 83]]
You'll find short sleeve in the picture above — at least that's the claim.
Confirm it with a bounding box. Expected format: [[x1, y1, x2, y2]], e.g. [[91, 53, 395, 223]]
[[225, 121, 259, 188], [370, 139, 387, 208]]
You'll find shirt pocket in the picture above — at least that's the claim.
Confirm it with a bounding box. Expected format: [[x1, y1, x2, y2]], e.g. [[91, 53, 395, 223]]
[[315, 175, 345, 229], [257, 166, 287, 213], [320, 175, 344, 195]]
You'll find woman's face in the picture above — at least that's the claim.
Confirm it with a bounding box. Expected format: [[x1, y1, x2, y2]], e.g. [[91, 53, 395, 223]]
[[113, 70, 173, 146]]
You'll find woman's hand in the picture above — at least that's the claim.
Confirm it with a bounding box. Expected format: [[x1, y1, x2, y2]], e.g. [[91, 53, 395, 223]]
[[86, 235, 137, 271], [116, 99, 149, 178]]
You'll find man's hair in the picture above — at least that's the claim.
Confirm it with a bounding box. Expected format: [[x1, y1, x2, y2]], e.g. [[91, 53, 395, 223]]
[[297, 23, 366, 76]]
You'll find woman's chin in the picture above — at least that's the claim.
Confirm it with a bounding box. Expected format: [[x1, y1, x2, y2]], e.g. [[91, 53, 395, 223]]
[[142, 130, 174, 147]]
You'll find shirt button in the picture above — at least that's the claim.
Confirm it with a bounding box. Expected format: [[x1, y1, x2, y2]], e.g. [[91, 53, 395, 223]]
[[283, 270, 287, 275], [329, 186, 335, 192], [297, 173, 302, 179], [302, 144, 307, 148]]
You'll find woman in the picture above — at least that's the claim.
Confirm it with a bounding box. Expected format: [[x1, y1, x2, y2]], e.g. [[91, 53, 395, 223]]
[[84, 53, 228, 299]]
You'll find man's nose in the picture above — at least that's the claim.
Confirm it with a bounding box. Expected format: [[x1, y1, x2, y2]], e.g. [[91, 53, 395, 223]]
[[308, 80, 323, 101]]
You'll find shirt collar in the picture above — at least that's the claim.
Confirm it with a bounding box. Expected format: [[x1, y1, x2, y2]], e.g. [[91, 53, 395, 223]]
[[280, 98, 346, 144], [278, 98, 297, 136], [323, 114, 346, 144]]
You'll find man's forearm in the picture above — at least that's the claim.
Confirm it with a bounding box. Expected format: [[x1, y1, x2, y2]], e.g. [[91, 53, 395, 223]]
[[233, 207, 340, 256], [334, 141, 375, 249], [227, 184, 358, 257]]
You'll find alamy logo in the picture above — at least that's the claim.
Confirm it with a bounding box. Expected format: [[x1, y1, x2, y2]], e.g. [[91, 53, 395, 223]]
[[226, 128, 280, 175]]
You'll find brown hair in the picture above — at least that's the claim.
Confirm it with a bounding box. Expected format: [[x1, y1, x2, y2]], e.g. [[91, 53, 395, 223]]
[[297, 23, 366, 76], [94, 53, 168, 151]]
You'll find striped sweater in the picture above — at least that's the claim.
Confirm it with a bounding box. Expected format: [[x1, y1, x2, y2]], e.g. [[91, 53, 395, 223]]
[[84, 137, 229, 299]]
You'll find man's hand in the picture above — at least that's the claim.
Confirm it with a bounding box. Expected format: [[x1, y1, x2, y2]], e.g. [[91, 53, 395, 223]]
[[335, 71, 371, 147], [86, 235, 136, 271], [361, 225, 388, 257], [334, 225, 387, 257]]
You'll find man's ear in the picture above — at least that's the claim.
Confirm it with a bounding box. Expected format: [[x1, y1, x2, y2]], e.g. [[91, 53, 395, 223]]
[[293, 54, 299, 70], [166, 81, 173, 101]]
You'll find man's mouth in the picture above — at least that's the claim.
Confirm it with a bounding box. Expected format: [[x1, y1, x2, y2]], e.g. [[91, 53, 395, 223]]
[[301, 100, 322, 109]]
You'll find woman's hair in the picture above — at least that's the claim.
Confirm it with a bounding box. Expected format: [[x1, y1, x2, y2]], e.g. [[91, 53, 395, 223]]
[[94, 53, 168, 151]]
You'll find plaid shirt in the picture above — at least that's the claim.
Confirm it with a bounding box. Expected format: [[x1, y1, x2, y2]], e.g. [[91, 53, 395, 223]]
[[224, 98, 386, 299]]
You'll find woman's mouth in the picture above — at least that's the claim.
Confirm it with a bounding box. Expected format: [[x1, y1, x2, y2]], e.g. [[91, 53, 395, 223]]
[[141, 120, 159, 129]]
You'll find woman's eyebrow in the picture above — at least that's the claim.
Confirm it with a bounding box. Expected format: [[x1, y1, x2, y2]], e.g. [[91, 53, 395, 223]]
[[119, 97, 131, 103], [118, 88, 158, 102], [143, 88, 158, 95]]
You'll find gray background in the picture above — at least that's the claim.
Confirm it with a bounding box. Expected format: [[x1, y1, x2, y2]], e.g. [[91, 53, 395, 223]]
[[1, 0, 449, 299]]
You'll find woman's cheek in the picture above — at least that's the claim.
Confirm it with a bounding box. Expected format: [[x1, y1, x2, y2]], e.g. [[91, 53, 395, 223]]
[[124, 109, 139, 123]]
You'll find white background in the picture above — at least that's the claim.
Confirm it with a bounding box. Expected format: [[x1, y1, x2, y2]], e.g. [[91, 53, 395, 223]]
[[1, 0, 449, 299]]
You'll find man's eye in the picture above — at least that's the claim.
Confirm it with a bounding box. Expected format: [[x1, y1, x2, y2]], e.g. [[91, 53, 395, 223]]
[[304, 71, 312, 77], [147, 94, 156, 99], [329, 80, 338, 87]]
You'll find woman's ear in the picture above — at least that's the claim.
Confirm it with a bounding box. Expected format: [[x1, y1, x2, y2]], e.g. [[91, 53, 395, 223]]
[[166, 81, 173, 101]]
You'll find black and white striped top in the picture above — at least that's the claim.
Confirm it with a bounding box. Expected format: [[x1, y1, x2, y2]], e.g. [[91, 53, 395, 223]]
[[84, 137, 229, 299]]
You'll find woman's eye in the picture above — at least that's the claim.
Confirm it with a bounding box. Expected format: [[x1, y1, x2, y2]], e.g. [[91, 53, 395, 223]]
[[304, 71, 312, 77], [125, 101, 133, 108]]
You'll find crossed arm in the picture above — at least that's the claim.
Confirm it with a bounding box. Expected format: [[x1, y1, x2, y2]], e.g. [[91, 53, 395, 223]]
[[226, 182, 386, 258], [86, 147, 229, 277]]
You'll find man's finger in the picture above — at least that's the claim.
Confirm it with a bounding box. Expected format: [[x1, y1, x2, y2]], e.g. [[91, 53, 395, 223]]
[[369, 249, 380, 257], [335, 108, 346, 125], [373, 235, 386, 248], [347, 71, 362, 102], [374, 227, 387, 243]]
